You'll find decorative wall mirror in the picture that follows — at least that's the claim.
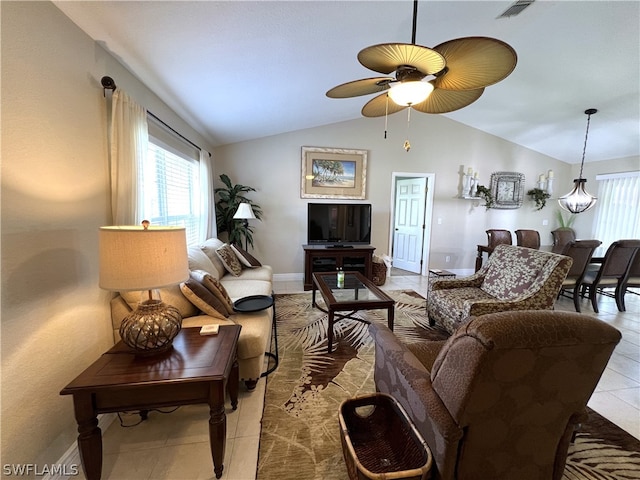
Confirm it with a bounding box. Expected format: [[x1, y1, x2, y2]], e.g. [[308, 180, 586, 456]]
[[490, 172, 525, 209]]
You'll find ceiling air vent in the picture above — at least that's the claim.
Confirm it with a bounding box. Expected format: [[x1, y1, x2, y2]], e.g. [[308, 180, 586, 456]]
[[497, 0, 535, 18]]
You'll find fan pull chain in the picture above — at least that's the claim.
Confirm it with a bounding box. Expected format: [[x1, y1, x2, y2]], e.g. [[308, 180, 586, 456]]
[[384, 94, 389, 139], [404, 107, 412, 152]]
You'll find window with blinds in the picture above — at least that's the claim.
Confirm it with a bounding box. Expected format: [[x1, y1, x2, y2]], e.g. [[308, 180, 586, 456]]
[[592, 171, 640, 256], [140, 116, 202, 246]]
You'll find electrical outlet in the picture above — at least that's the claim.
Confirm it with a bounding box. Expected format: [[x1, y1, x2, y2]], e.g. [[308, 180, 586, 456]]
[[542, 219, 549, 226], [437, 218, 443, 225], [445, 255, 451, 263]]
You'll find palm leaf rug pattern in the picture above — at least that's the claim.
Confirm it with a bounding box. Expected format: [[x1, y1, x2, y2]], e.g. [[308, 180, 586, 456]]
[[256, 291, 640, 480]]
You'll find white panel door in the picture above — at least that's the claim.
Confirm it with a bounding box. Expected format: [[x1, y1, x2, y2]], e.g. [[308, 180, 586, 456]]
[[393, 177, 427, 273]]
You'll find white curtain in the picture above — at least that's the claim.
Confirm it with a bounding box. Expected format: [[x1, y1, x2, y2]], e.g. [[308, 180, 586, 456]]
[[199, 149, 217, 241], [109, 89, 148, 225], [592, 171, 640, 256]]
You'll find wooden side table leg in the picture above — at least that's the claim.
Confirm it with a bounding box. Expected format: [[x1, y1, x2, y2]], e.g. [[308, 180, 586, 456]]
[[228, 357, 239, 411], [73, 393, 102, 480], [475, 248, 484, 272], [208, 384, 227, 479]]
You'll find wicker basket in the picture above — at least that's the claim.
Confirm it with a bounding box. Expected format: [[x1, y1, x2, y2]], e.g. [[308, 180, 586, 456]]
[[372, 261, 387, 286], [339, 393, 432, 480]]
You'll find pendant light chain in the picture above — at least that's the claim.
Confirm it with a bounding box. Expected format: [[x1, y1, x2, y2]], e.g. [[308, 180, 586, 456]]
[[579, 111, 593, 179]]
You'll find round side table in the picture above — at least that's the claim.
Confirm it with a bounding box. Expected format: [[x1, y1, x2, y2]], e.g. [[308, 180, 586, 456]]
[[233, 294, 278, 376]]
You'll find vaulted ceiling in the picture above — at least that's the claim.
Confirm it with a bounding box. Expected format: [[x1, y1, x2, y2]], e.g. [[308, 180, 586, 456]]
[[54, 1, 639, 164]]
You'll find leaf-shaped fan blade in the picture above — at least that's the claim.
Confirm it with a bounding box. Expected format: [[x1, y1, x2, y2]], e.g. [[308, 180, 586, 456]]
[[361, 93, 407, 118], [412, 84, 484, 114], [358, 43, 446, 75], [326, 77, 393, 98], [433, 37, 517, 91]]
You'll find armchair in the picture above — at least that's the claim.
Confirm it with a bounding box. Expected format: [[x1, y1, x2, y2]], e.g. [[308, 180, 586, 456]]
[[370, 310, 621, 480], [429, 244, 572, 334]]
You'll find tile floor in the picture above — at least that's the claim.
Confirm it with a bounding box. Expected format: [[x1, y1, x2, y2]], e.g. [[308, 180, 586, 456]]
[[71, 273, 640, 480]]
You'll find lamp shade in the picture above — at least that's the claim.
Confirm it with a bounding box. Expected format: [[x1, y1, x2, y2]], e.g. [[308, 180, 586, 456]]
[[233, 203, 257, 220], [388, 80, 434, 106], [99, 226, 189, 291], [557, 179, 597, 214]]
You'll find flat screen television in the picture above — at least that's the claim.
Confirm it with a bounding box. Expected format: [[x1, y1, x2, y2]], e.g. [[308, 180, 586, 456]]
[[307, 203, 372, 246]]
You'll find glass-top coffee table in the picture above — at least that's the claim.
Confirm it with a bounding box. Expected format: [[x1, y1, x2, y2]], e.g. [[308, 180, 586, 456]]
[[312, 271, 395, 353]]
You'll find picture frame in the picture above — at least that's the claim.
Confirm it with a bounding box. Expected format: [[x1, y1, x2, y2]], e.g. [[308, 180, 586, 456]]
[[490, 171, 525, 209], [301, 146, 368, 199]]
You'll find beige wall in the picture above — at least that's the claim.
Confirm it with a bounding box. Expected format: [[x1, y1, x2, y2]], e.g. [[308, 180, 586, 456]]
[[1, 1, 212, 469], [215, 113, 577, 273], [214, 121, 638, 275]]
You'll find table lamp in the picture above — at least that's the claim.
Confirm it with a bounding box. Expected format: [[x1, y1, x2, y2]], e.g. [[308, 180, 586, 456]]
[[233, 202, 257, 250], [99, 223, 189, 356]]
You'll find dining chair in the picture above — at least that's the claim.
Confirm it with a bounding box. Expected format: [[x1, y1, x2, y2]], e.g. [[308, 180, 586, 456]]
[[620, 252, 640, 311], [579, 239, 640, 312], [551, 228, 576, 254], [475, 229, 512, 271], [558, 240, 602, 312], [515, 229, 541, 249]]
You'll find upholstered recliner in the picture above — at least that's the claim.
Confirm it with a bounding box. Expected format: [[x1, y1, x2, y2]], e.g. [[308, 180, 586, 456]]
[[428, 244, 572, 334], [369, 311, 621, 480]]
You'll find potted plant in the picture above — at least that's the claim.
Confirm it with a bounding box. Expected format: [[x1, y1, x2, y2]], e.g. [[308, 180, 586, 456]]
[[476, 185, 495, 210], [214, 174, 263, 248], [527, 187, 551, 211], [555, 210, 576, 230]]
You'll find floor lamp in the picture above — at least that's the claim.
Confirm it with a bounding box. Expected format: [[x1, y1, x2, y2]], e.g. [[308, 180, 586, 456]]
[[233, 203, 256, 250]]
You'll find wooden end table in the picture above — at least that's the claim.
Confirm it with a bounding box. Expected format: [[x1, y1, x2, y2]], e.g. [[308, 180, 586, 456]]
[[60, 325, 241, 480], [312, 271, 395, 353]]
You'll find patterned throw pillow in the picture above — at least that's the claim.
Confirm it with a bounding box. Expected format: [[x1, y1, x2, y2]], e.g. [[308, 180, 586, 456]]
[[190, 270, 235, 315], [231, 244, 262, 268], [215, 244, 243, 276], [179, 276, 230, 320]]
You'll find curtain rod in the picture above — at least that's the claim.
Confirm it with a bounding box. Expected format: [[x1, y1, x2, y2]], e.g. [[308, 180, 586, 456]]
[[101, 76, 210, 157]]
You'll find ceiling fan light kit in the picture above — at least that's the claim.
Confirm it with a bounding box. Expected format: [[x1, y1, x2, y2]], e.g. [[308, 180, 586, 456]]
[[326, 0, 517, 150]]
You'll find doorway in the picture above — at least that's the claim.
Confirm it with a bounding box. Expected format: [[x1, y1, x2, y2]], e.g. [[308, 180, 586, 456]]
[[388, 172, 435, 275]]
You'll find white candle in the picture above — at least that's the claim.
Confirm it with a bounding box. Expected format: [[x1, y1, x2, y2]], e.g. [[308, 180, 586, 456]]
[[539, 174, 545, 182], [548, 169, 554, 178], [474, 172, 478, 178], [467, 167, 473, 175]]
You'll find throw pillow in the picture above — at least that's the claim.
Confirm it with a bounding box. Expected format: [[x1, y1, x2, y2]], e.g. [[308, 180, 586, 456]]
[[179, 277, 230, 320], [200, 238, 228, 278], [231, 244, 262, 268], [215, 244, 242, 276], [190, 270, 235, 315]]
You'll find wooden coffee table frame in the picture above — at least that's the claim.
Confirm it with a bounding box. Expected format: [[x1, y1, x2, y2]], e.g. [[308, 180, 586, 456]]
[[312, 271, 395, 353], [60, 325, 241, 480]]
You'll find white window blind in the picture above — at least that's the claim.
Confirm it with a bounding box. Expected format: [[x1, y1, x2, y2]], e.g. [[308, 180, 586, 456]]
[[591, 170, 640, 256], [140, 116, 203, 246]]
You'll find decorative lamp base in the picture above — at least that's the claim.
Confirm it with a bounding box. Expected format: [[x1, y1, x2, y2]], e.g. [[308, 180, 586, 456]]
[[119, 299, 182, 356]]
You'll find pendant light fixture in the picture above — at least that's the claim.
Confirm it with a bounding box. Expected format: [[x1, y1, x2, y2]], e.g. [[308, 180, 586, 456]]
[[558, 108, 598, 214]]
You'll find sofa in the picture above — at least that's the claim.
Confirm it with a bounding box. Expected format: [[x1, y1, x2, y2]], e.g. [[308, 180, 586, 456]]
[[370, 311, 621, 480], [110, 238, 273, 390], [428, 244, 572, 334]]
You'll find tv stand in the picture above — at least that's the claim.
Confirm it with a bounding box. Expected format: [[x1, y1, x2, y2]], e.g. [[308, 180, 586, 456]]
[[303, 245, 375, 290]]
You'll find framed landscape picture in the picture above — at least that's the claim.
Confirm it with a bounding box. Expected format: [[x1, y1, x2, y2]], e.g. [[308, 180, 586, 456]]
[[300, 146, 367, 199]]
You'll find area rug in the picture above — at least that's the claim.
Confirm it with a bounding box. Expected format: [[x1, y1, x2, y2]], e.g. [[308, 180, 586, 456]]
[[256, 291, 640, 480]]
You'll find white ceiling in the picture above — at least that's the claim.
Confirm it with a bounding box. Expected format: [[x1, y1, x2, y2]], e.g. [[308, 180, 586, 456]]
[[53, 0, 640, 164]]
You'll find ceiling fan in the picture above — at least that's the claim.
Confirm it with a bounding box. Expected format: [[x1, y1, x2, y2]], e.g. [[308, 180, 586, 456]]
[[326, 0, 518, 117]]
